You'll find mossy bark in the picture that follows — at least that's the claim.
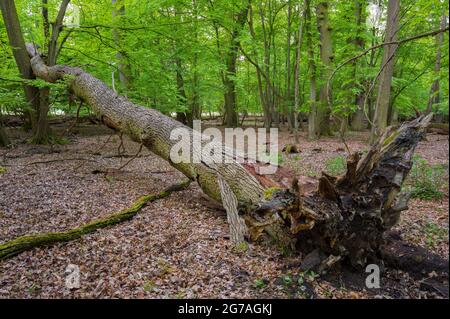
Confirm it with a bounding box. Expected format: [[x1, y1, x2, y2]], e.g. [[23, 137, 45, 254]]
[[0, 180, 190, 260]]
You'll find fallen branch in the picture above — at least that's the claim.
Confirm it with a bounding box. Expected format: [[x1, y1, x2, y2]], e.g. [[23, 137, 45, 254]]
[[0, 179, 191, 260]]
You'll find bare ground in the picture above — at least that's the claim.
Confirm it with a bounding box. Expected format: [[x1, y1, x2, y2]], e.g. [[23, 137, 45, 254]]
[[0, 122, 448, 299]]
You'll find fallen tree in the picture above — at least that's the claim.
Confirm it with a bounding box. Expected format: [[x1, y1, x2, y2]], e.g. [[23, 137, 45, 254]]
[[25, 44, 432, 268]]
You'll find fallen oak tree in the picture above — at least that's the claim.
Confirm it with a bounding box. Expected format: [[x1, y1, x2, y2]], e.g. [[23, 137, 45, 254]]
[[24, 43, 433, 268]]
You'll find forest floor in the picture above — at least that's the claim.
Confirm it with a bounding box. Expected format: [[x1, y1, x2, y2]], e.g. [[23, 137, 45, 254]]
[[0, 119, 448, 299]]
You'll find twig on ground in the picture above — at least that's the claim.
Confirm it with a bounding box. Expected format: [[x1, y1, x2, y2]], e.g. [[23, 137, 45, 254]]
[[117, 143, 143, 171]]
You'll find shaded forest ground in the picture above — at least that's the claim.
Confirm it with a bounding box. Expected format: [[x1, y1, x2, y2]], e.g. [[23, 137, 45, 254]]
[[0, 119, 448, 298]]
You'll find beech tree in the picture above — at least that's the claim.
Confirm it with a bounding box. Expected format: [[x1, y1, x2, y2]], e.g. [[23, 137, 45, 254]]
[[0, 0, 70, 143], [370, 0, 400, 144]]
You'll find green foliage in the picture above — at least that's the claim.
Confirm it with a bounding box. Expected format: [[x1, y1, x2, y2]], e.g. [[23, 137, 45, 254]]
[[264, 186, 282, 200], [28, 134, 69, 146], [421, 221, 448, 248], [0, 166, 6, 174], [0, 0, 448, 124], [143, 280, 156, 292], [406, 156, 447, 200], [254, 278, 267, 289], [325, 155, 346, 176]]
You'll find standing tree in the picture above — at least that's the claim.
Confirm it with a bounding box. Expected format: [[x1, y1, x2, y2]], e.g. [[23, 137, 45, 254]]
[[370, 0, 400, 143], [305, 0, 318, 140], [293, 3, 306, 142], [112, 0, 132, 93], [223, 1, 249, 127], [0, 0, 40, 135], [0, 0, 70, 143], [316, 2, 333, 137], [426, 12, 448, 116]]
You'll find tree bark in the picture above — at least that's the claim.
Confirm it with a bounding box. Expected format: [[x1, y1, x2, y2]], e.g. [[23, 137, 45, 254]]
[[305, 0, 318, 140], [350, 0, 367, 131], [293, 6, 306, 143], [370, 0, 400, 144], [316, 2, 333, 137], [222, 4, 248, 128], [285, 0, 293, 131], [425, 13, 447, 115], [0, 111, 10, 147], [112, 0, 132, 93], [0, 0, 40, 130], [175, 58, 188, 125], [26, 44, 432, 268]]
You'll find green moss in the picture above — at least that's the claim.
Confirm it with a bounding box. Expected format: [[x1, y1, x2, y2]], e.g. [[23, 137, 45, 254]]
[[233, 241, 249, 253], [325, 155, 346, 176], [382, 131, 399, 147], [264, 187, 282, 200], [143, 280, 156, 292], [28, 134, 69, 146], [0, 166, 6, 174]]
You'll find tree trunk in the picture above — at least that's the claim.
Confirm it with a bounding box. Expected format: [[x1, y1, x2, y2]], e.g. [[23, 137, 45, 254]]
[[0, 112, 10, 147], [222, 4, 249, 128], [26, 44, 433, 268], [350, 0, 367, 131], [285, 0, 293, 132], [425, 13, 447, 115], [175, 58, 188, 125], [293, 6, 306, 143], [351, 94, 366, 131], [305, 0, 318, 140], [186, 0, 202, 127], [370, 0, 400, 144], [112, 0, 132, 93], [0, 0, 40, 130], [316, 2, 333, 137], [248, 1, 271, 128]]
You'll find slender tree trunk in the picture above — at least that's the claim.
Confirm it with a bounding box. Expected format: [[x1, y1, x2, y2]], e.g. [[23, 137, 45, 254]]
[[112, 0, 132, 93], [293, 6, 306, 143], [285, 0, 293, 131], [370, 0, 400, 144], [305, 0, 318, 140], [0, 110, 10, 147], [259, 2, 275, 129], [248, 1, 270, 128], [425, 13, 447, 115], [316, 2, 333, 137], [0, 0, 40, 131], [186, 0, 202, 126], [350, 0, 367, 131], [222, 4, 249, 128], [175, 58, 188, 125]]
